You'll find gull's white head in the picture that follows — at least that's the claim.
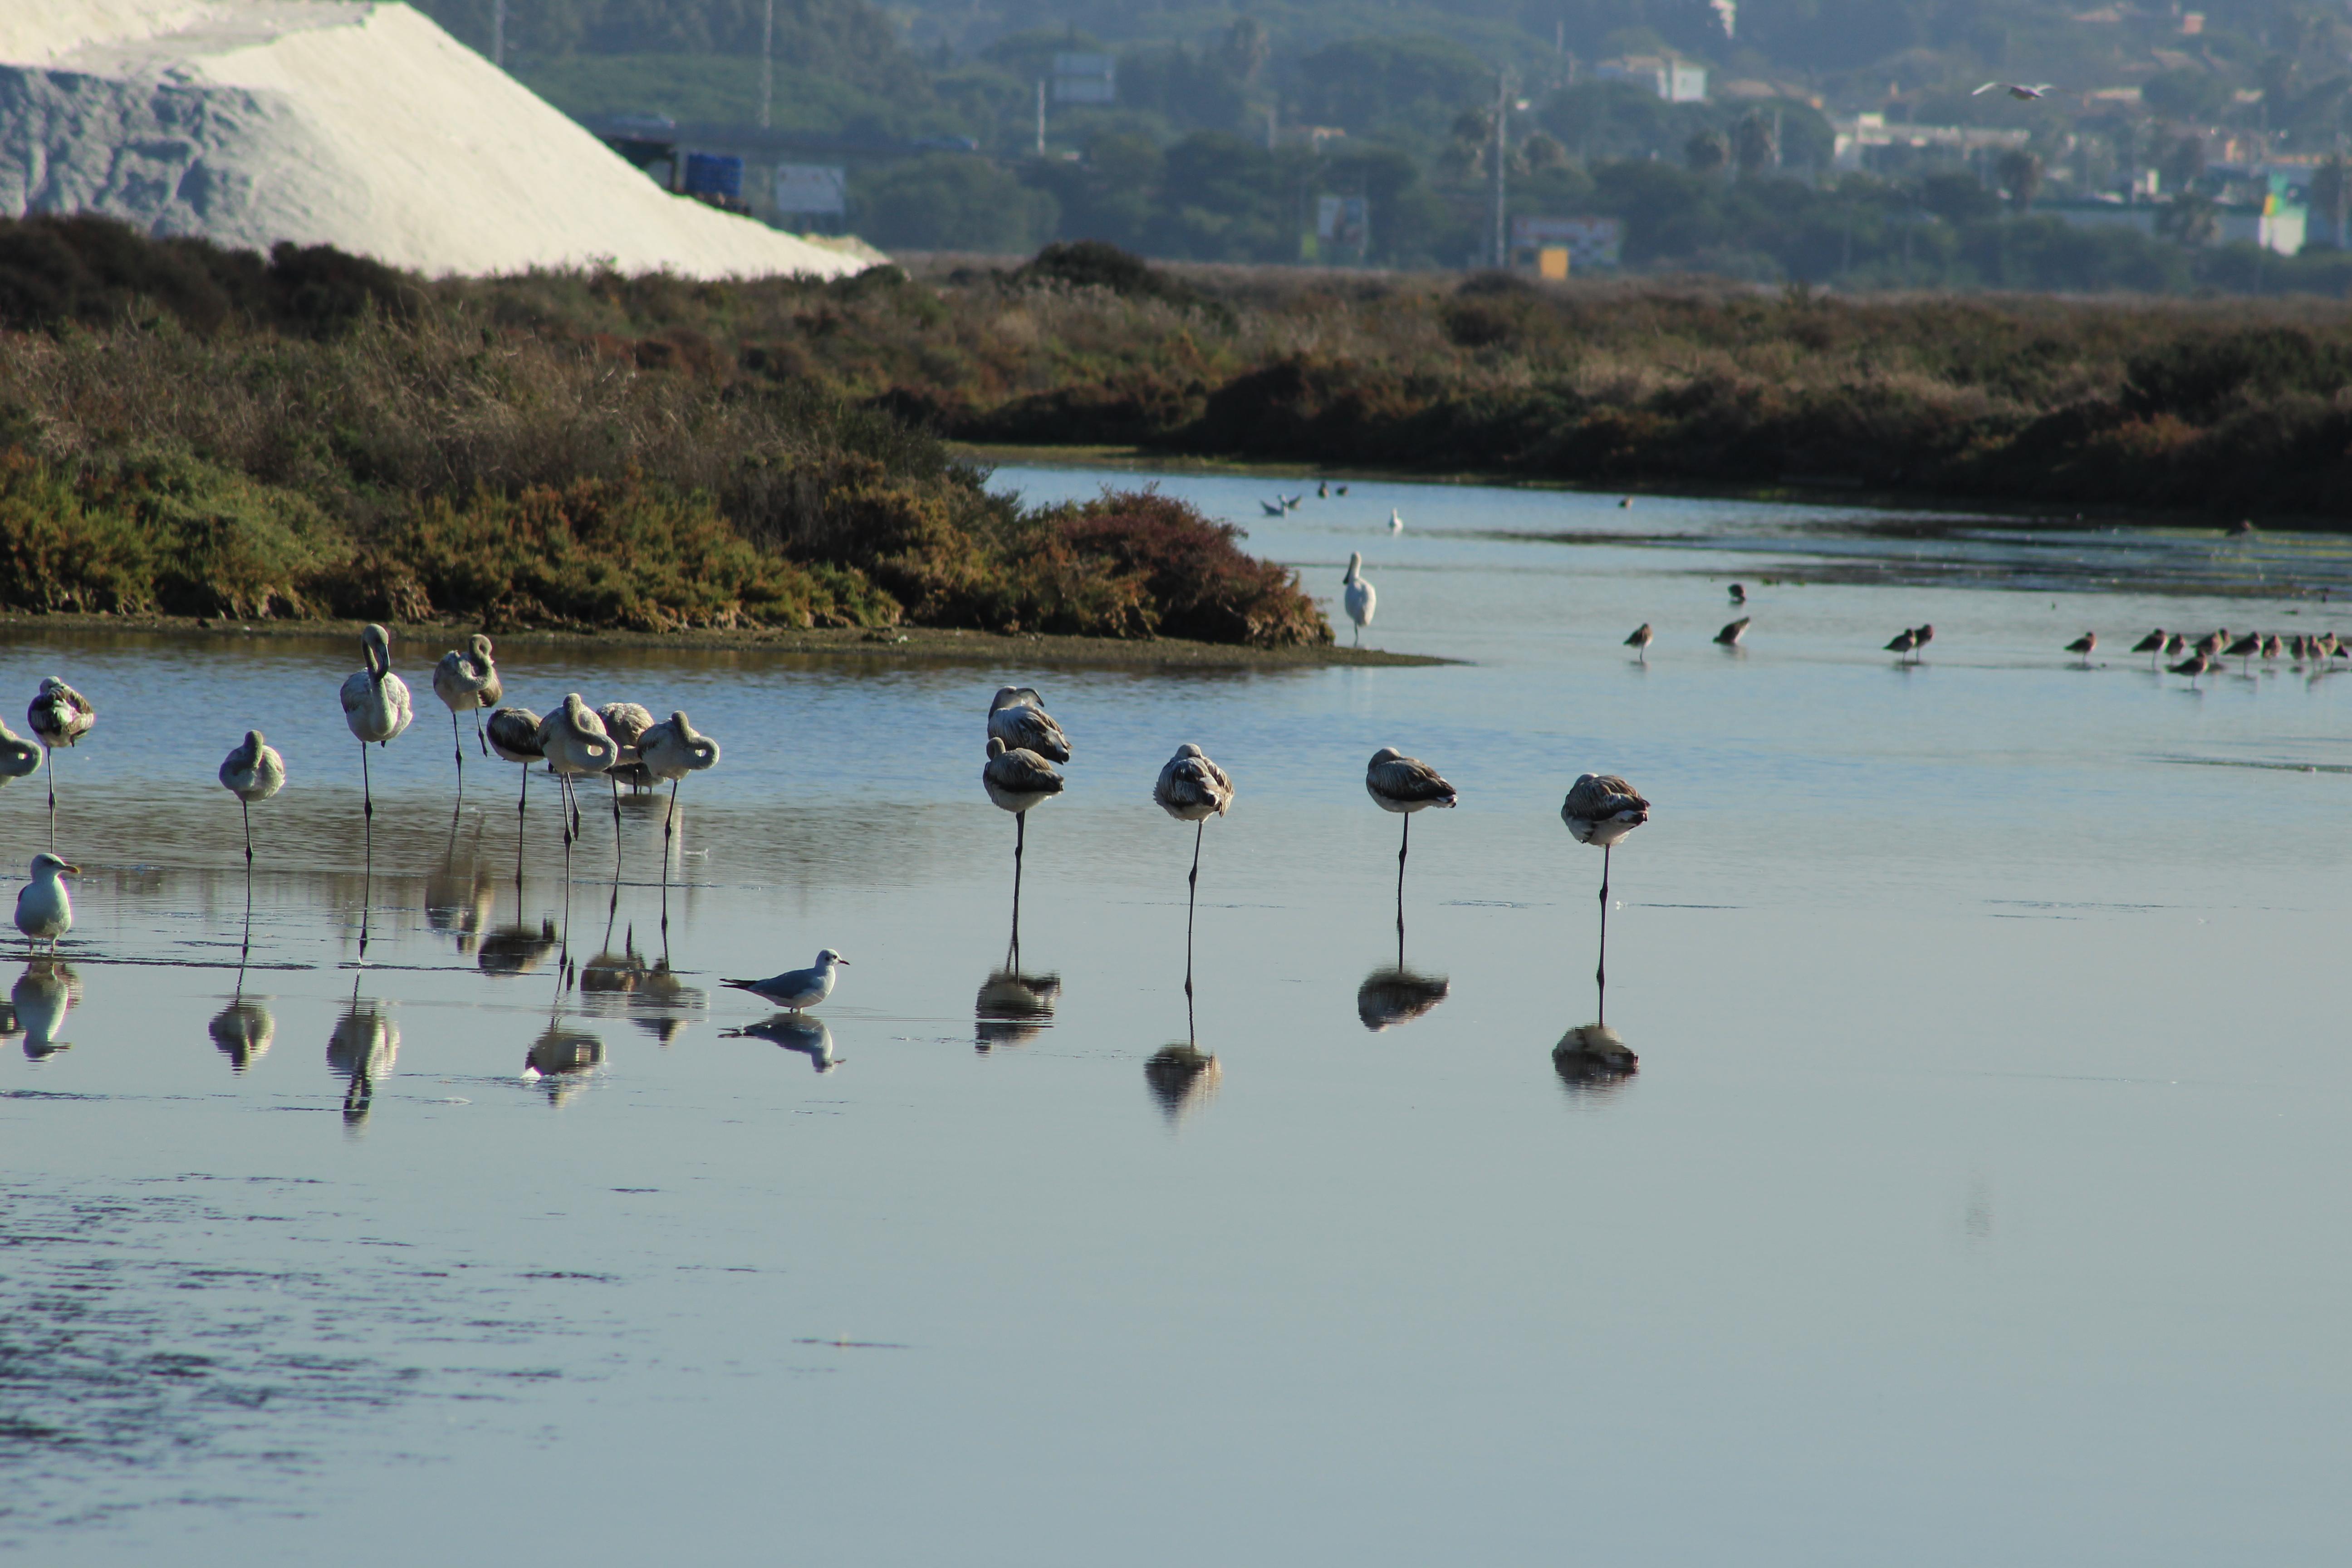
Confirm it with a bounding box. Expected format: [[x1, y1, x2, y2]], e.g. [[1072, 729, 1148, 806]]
[[29, 852, 76, 877], [815, 949, 850, 967]]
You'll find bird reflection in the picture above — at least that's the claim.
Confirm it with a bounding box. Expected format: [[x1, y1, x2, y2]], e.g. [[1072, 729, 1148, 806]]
[[1144, 900, 1218, 1124], [12, 960, 77, 1058], [479, 917, 560, 976], [327, 976, 398, 1127], [209, 942, 274, 1074], [1356, 916, 1449, 1033], [425, 808, 495, 956], [975, 967, 1061, 1050], [629, 960, 708, 1046], [524, 1022, 605, 1106], [1552, 1022, 1638, 1098], [725, 1013, 840, 1072]]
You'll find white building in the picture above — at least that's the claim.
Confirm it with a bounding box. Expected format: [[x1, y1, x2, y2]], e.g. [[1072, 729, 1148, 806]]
[[1831, 113, 2029, 172], [1593, 56, 1708, 103]]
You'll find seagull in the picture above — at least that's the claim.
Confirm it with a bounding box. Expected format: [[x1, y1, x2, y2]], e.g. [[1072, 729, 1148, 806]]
[[1154, 743, 1234, 940], [637, 710, 721, 855], [1282, 495, 1302, 510], [1366, 747, 1456, 916], [1625, 623, 1653, 661], [1389, 507, 1403, 533], [1343, 553, 1376, 647], [486, 706, 544, 837], [1886, 627, 1918, 662], [1561, 773, 1650, 1021], [1317, 480, 1329, 499], [431, 634, 501, 779], [722, 949, 849, 1011], [1715, 616, 1750, 647], [2066, 632, 2097, 666], [1260, 499, 1286, 517], [2131, 628, 2166, 668], [338, 625, 411, 843], [14, 852, 75, 955], [535, 694, 618, 862], [218, 730, 286, 865], [27, 677, 93, 821], [988, 687, 1072, 762], [1974, 82, 2055, 99]]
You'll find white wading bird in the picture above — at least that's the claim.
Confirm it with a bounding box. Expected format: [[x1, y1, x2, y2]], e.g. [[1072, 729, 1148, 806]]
[[723, 949, 850, 1011], [338, 624, 412, 840], [1343, 553, 1376, 647], [534, 694, 619, 859], [14, 852, 76, 955], [637, 710, 721, 852], [431, 634, 501, 778], [218, 730, 287, 865], [27, 677, 93, 819], [1154, 743, 1235, 933]]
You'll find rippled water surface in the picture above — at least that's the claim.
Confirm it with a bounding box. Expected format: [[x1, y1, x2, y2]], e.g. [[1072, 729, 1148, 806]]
[[3, 471, 2348, 1563]]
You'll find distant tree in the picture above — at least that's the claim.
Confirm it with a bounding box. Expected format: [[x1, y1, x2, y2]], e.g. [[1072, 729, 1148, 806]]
[[1115, 45, 1247, 135], [1523, 132, 1569, 171], [1732, 111, 1778, 176], [2159, 133, 2207, 197], [1685, 127, 1728, 173], [1220, 17, 1269, 84], [2143, 69, 2230, 122], [1996, 149, 2043, 212], [1293, 36, 1492, 137], [1917, 170, 1998, 225], [855, 154, 1057, 252], [2312, 156, 2352, 249], [2157, 191, 2221, 247]]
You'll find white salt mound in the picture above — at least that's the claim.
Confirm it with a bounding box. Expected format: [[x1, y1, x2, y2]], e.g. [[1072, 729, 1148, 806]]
[[0, 0, 869, 279]]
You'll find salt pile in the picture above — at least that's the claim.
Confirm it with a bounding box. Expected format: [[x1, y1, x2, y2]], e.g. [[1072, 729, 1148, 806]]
[[0, 0, 867, 279]]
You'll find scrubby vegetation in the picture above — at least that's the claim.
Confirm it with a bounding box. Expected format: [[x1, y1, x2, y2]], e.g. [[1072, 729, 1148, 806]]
[[0, 219, 1329, 643]]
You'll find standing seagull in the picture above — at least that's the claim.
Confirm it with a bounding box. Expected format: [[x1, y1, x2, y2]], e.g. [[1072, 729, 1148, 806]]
[[1561, 773, 1650, 1023], [1389, 507, 1403, 534], [535, 695, 618, 860], [338, 625, 411, 845], [723, 949, 850, 1011], [27, 677, 93, 822], [1715, 616, 1751, 647], [14, 852, 76, 956], [637, 710, 721, 855], [1366, 747, 1456, 926], [2066, 631, 2097, 666], [1625, 623, 1653, 662], [218, 730, 286, 865], [1343, 553, 1377, 647], [1154, 743, 1235, 941], [988, 687, 1072, 762], [431, 634, 501, 779]]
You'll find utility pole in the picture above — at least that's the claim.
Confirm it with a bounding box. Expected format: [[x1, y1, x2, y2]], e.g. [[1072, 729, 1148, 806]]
[[491, 0, 505, 67], [1035, 79, 1047, 156], [760, 0, 774, 129], [1491, 69, 1509, 269]]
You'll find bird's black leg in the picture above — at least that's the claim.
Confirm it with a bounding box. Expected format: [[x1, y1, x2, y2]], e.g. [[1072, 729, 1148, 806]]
[[243, 799, 254, 866], [1187, 819, 1203, 951], [1596, 844, 1611, 1024], [451, 709, 464, 785], [1011, 811, 1026, 956], [475, 707, 489, 757]]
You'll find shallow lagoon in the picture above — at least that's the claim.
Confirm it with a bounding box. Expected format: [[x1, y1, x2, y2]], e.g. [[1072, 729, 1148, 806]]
[[3, 471, 2349, 1563]]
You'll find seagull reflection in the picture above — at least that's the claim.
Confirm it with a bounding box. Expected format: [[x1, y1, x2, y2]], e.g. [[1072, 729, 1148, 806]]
[[12, 960, 77, 1058], [327, 978, 398, 1126], [1552, 1022, 1639, 1098], [726, 1013, 840, 1072], [524, 1023, 605, 1106], [975, 967, 1061, 1050]]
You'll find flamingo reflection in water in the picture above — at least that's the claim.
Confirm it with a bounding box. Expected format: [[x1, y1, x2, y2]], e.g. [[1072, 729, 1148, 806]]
[[327, 975, 399, 1129], [524, 1023, 606, 1106], [1552, 1023, 1639, 1098], [1357, 893, 1450, 1033]]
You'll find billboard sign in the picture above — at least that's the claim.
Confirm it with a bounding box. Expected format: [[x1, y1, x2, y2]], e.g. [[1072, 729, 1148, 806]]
[[1051, 53, 1116, 104], [1510, 215, 1623, 268], [774, 164, 848, 216]]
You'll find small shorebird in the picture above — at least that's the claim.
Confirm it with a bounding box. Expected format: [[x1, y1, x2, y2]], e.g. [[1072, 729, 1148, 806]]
[[2163, 632, 2186, 657], [1885, 627, 1918, 662], [431, 634, 500, 779], [1715, 616, 1751, 647], [338, 626, 411, 847], [2262, 633, 2283, 665], [723, 949, 849, 1011], [14, 852, 75, 955], [1625, 623, 1653, 661], [1728, 583, 1746, 604], [2065, 632, 2097, 666], [1343, 553, 1377, 647], [987, 687, 1072, 762], [1974, 81, 2055, 99], [1154, 743, 1234, 940], [2195, 629, 2228, 658], [27, 677, 93, 821], [217, 730, 286, 865], [1389, 507, 1403, 533], [2131, 629, 2166, 667], [2226, 632, 2261, 671], [1366, 747, 1455, 918], [1912, 623, 1934, 659], [637, 710, 721, 853], [1561, 773, 1650, 1021], [535, 694, 619, 857], [1260, 499, 1285, 517], [1317, 480, 1329, 499], [2171, 651, 2213, 686]]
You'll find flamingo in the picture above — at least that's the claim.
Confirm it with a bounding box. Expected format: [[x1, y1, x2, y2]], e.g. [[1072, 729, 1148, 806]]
[[637, 710, 721, 856], [534, 695, 618, 871], [1343, 553, 1376, 647], [431, 634, 501, 781], [1365, 747, 1455, 927], [987, 687, 1072, 762], [1561, 773, 1651, 1024], [0, 719, 41, 795], [596, 701, 656, 854], [1154, 743, 1234, 945], [485, 706, 544, 851], [27, 677, 93, 823], [338, 625, 412, 846], [984, 736, 1064, 945], [217, 730, 286, 866]]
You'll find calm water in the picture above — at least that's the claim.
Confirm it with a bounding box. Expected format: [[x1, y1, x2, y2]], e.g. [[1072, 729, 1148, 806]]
[[2, 471, 2348, 1563]]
